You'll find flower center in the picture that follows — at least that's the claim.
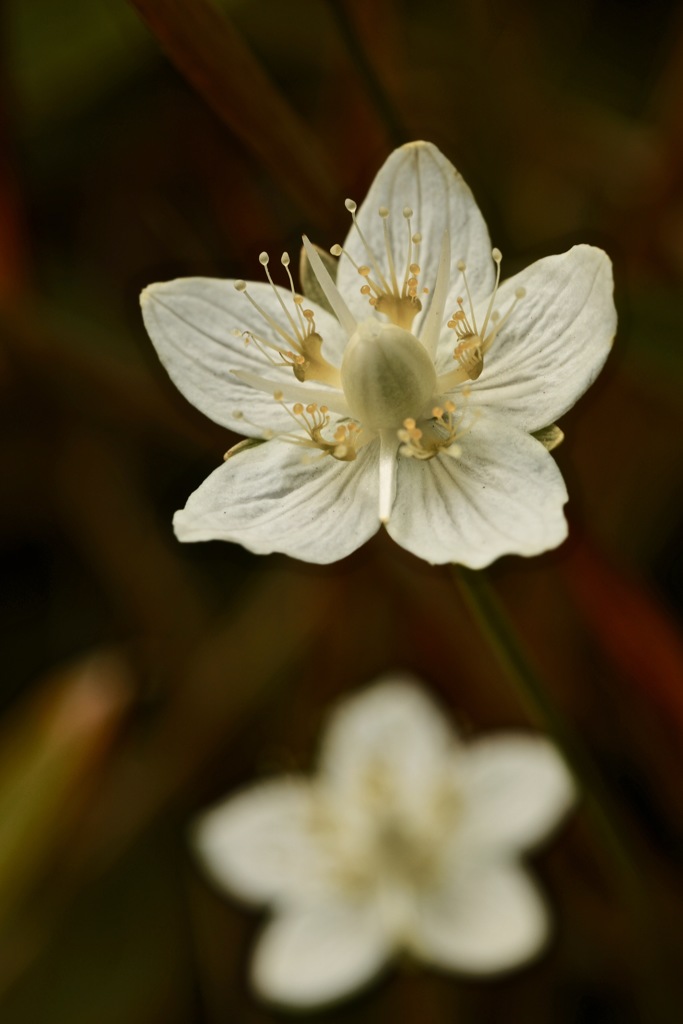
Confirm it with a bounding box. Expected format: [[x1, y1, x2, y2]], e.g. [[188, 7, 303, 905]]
[[233, 252, 341, 387], [437, 250, 526, 389], [340, 320, 437, 432], [331, 201, 426, 330]]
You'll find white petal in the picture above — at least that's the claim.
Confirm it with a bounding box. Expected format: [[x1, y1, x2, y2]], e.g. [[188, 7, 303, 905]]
[[470, 245, 616, 431], [456, 735, 575, 853], [193, 779, 329, 905], [415, 863, 549, 975], [173, 436, 380, 564], [337, 142, 494, 336], [386, 414, 568, 567], [252, 903, 390, 1008], [319, 678, 454, 813], [141, 277, 346, 435]]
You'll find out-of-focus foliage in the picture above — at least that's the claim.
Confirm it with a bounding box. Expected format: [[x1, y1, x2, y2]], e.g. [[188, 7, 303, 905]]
[[1, 0, 683, 1021]]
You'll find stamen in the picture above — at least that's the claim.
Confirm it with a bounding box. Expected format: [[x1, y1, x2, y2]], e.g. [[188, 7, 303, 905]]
[[345, 198, 391, 293], [479, 247, 503, 340], [379, 206, 399, 295], [481, 285, 526, 355], [272, 394, 359, 462], [397, 401, 467, 461], [233, 277, 299, 351], [456, 259, 478, 335], [222, 409, 273, 454], [281, 252, 307, 333], [340, 201, 424, 328], [258, 251, 302, 339]]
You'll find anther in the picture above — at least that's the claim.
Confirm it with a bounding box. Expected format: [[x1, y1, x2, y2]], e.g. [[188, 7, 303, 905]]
[[457, 260, 466, 272], [403, 207, 413, 219], [234, 280, 247, 292], [492, 247, 502, 263], [516, 287, 526, 299], [345, 199, 357, 213], [259, 252, 269, 265], [281, 252, 290, 266], [330, 244, 343, 256], [379, 206, 390, 218]]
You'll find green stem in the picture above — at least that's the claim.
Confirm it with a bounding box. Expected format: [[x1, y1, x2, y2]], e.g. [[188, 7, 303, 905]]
[[453, 565, 676, 1022]]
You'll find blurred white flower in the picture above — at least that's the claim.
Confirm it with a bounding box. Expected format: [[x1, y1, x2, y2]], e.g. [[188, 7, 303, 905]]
[[193, 678, 575, 1009], [142, 141, 616, 566]]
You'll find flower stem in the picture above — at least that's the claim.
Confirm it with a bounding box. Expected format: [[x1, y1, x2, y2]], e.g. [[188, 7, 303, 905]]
[[453, 565, 677, 1023]]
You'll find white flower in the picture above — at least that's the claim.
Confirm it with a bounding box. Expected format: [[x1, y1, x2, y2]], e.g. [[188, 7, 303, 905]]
[[141, 141, 616, 566], [193, 678, 575, 1009]]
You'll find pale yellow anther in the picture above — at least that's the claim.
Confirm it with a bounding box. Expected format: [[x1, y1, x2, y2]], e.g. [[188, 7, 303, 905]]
[[516, 287, 526, 299], [379, 206, 390, 218], [403, 207, 413, 218], [330, 244, 343, 257], [345, 199, 357, 213], [457, 260, 466, 272], [293, 403, 304, 415], [259, 252, 269, 265], [234, 280, 247, 292], [273, 390, 284, 401], [492, 247, 502, 262], [281, 252, 290, 266]]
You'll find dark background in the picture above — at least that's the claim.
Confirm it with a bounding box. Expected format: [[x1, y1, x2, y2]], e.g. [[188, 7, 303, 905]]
[[1, 0, 683, 1020]]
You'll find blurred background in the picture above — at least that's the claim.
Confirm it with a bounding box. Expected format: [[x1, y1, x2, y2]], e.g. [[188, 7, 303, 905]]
[[2, 0, 683, 1020]]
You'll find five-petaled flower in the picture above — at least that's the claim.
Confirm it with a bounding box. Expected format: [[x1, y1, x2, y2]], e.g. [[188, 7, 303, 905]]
[[141, 141, 616, 566], [193, 678, 575, 1009]]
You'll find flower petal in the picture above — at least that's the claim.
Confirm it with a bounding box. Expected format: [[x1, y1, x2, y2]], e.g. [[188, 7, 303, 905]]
[[173, 436, 380, 563], [386, 414, 568, 566], [193, 778, 330, 905], [252, 903, 390, 1008], [319, 678, 454, 814], [455, 735, 575, 853], [141, 277, 346, 435], [470, 245, 616, 431], [336, 142, 494, 337], [414, 862, 549, 975]]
